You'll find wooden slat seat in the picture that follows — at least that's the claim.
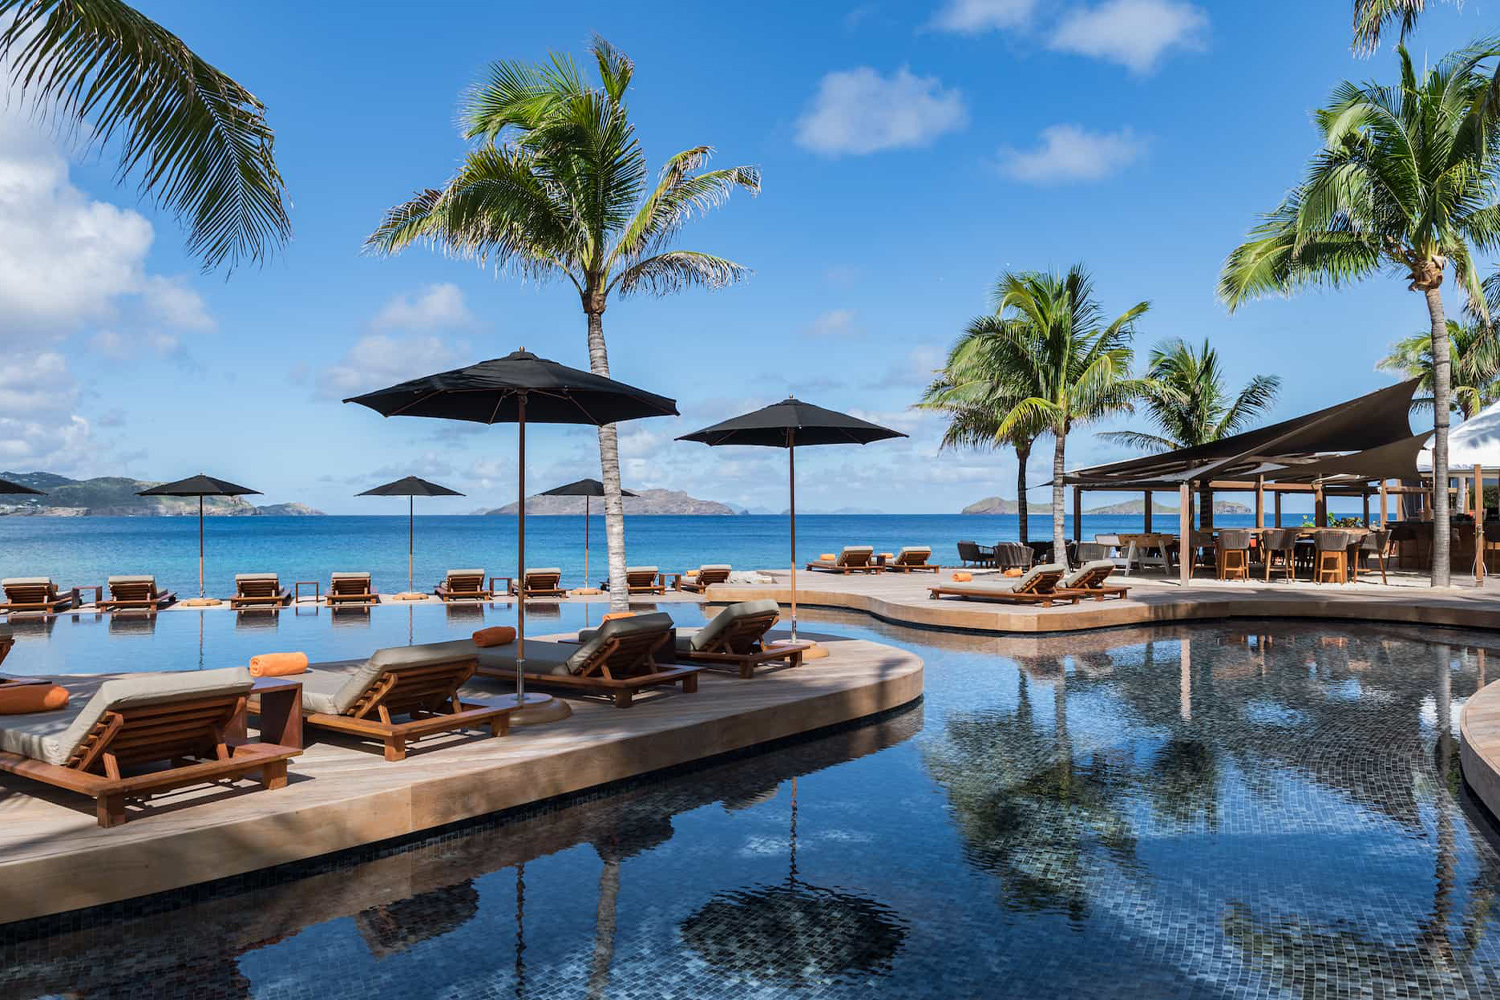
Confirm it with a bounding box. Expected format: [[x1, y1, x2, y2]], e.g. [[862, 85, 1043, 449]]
[[96, 576, 176, 613], [229, 573, 291, 609], [672, 599, 811, 678]]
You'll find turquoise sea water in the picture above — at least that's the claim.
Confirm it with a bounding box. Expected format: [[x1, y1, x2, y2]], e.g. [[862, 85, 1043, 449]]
[[0, 513, 1261, 598]]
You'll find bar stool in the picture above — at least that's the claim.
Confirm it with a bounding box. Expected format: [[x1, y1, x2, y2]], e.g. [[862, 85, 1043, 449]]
[[1314, 530, 1354, 583], [1216, 529, 1252, 581], [1261, 528, 1299, 582]]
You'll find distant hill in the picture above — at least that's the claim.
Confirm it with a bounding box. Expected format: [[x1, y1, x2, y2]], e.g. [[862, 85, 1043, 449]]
[[486, 488, 736, 515], [962, 497, 1020, 514], [0, 471, 323, 516], [1086, 498, 1252, 515]]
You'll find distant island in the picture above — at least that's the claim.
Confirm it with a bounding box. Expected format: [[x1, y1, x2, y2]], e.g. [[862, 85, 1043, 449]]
[[0, 471, 324, 516], [962, 495, 1252, 516], [486, 488, 736, 515]]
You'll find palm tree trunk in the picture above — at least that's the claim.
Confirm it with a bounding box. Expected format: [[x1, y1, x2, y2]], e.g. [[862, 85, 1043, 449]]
[[1052, 429, 1067, 564], [1426, 286, 1452, 587], [1015, 440, 1031, 544], [585, 309, 630, 611]]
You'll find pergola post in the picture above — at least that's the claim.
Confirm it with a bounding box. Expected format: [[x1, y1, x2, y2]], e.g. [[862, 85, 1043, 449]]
[[1274, 489, 1282, 527], [1144, 490, 1153, 533], [1255, 477, 1265, 529], [1379, 481, 1388, 529], [1179, 481, 1191, 586], [1476, 464, 1486, 584], [1072, 486, 1082, 544], [1314, 484, 1326, 527], [1362, 492, 1370, 526]]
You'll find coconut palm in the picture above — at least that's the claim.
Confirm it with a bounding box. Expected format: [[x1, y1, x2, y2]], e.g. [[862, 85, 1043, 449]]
[[918, 316, 1048, 543], [1377, 319, 1500, 420], [985, 267, 1150, 559], [0, 0, 289, 271], [1219, 43, 1500, 587], [366, 38, 759, 608], [1352, 0, 1443, 52]]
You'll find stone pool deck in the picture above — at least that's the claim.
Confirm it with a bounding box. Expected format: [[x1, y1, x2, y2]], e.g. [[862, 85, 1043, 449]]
[[0, 629, 922, 924]]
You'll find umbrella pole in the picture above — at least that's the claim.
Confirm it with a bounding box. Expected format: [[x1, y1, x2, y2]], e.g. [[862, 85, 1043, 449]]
[[789, 438, 797, 642], [409, 495, 415, 594], [198, 495, 205, 598], [516, 395, 527, 703], [585, 495, 590, 590]]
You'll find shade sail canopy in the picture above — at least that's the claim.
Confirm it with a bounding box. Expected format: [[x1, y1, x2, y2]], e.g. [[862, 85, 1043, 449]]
[[677, 397, 907, 448], [0, 478, 44, 495], [539, 478, 638, 498], [137, 475, 261, 497], [1064, 379, 1421, 488], [358, 476, 464, 498], [1268, 432, 1434, 484], [343, 349, 679, 425], [1419, 397, 1500, 471]]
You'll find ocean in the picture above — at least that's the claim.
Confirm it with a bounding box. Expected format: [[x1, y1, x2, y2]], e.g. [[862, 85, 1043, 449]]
[[0, 512, 1262, 598]]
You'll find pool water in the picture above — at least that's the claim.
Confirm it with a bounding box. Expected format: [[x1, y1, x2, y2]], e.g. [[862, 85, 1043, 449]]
[[4, 606, 1500, 999]]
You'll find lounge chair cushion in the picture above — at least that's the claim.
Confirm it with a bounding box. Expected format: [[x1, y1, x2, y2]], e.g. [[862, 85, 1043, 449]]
[[839, 546, 874, 560], [895, 547, 931, 561], [942, 563, 1065, 596], [302, 639, 479, 716], [331, 572, 371, 581], [108, 575, 156, 586], [446, 569, 485, 579], [236, 573, 279, 582], [626, 566, 659, 575], [682, 600, 780, 653], [475, 640, 577, 677], [2, 577, 52, 587], [524, 568, 561, 577], [1062, 560, 1115, 589], [0, 667, 252, 766], [700, 564, 731, 572], [503, 613, 675, 677]]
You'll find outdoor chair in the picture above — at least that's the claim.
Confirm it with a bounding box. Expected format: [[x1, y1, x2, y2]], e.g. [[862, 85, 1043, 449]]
[[1074, 542, 1111, 568], [0, 667, 299, 827], [1484, 521, 1500, 574], [228, 573, 290, 609], [1313, 530, 1357, 584], [1260, 528, 1299, 582], [0, 578, 73, 616], [327, 572, 378, 607], [1056, 560, 1129, 601], [510, 568, 566, 598], [886, 547, 938, 573], [664, 600, 810, 678], [436, 569, 493, 602], [680, 565, 732, 593], [1354, 528, 1391, 585], [621, 567, 665, 594], [295, 641, 518, 760], [993, 542, 1032, 571], [1216, 530, 1252, 581], [956, 542, 988, 568], [96, 576, 176, 613], [928, 563, 1076, 607], [806, 546, 879, 574], [475, 613, 701, 708]]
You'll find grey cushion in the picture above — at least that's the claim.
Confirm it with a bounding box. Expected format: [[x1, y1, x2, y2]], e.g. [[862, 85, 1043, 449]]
[[944, 563, 1065, 596], [489, 614, 674, 677], [524, 568, 561, 577], [1062, 560, 1115, 589], [2, 577, 52, 587], [331, 571, 370, 581], [0, 667, 252, 766], [303, 639, 478, 715], [698, 564, 731, 572], [235, 572, 278, 582], [107, 575, 156, 585], [895, 547, 931, 561], [626, 566, 659, 575], [446, 569, 485, 579], [683, 599, 780, 653]]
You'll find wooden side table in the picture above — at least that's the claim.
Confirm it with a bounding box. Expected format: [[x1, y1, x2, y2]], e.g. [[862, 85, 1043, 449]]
[[71, 585, 103, 608], [491, 576, 513, 597], [237, 677, 304, 749], [668, 572, 684, 592], [294, 581, 320, 604]]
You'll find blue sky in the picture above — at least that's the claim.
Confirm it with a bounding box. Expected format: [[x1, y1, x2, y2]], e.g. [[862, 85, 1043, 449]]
[[1, 0, 1496, 514]]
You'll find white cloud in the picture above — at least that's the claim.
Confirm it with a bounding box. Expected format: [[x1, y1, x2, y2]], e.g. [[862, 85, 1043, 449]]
[[795, 68, 968, 156], [140, 276, 215, 332], [0, 351, 92, 470], [805, 308, 860, 338], [929, 0, 1036, 33], [1049, 0, 1208, 73], [316, 334, 460, 400], [370, 283, 474, 332], [999, 125, 1147, 183]]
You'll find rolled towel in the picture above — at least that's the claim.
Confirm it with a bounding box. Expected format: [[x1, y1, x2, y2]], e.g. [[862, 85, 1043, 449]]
[[601, 611, 636, 623], [819, 553, 836, 562], [472, 626, 516, 648], [1003, 568, 1023, 577], [951, 571, 973, 582], [0, 683, 69, 714], [249, 652, 308, 677]]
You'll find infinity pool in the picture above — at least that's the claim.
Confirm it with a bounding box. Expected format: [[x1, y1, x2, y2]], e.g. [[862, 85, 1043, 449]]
[[3, 605, 1500, 999]]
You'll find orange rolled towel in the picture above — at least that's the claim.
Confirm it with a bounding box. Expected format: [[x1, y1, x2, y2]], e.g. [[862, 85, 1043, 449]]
[[0, 683, 69, 714], [819, 553, 836, 562], [1004, 568, 1023, 577], [249, 652, 308, 677], [472, 626, 517, 647], [952, 571, 972, 582], [601, 612, 636, 623]]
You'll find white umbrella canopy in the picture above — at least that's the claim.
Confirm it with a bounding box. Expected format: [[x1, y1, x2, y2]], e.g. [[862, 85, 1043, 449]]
[[1418, 398, 1500, 471]]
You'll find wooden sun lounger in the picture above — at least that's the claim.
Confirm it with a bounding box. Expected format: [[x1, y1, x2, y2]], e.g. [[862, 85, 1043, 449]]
[[674, 600, 812, 679], [476, 615, 701, 708], [0, 630, 12, 668], [0, 579, 74, 616], [680, 565, 731, 593], [96, 577, 176, 613], [621, 567, 665, 595], [508, 570, 566, 599], [436, 570, 493, 602], [927, 565, 1075, 607], [805, 547, 880, 574], [1055, 560, 1130, 602], [297, 652, 516, 761], [229, 574, 291, 609], [0, 672, 300, 827], [884, 548, 939, 573], [327, 573, 379, 607]]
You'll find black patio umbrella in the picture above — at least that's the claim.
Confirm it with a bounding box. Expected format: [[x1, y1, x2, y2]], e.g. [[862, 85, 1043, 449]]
[[678, 398, 905, 640], [0, 478, 44, 495], [358, 476, 465, 596], [345, 349, 677, 706], [538, 478, 638, 589], [138, 474, 261, 601]]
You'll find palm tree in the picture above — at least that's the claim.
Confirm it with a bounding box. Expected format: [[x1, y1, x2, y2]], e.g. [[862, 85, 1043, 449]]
[[366, 38, 759, 608], [918, 316, 1048, 543], [1352, 1, 1442, 52], [987, 267, 1150, 559], [1219, 43, 1500, 587], [1377, 319, 1500, 420], [0, 0, 289, 271], [1100, 338, 1280, 526]]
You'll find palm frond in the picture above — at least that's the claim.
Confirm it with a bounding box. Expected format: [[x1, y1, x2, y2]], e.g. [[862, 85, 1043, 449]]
[[0, 0, 289, 272], [611, 250, 749, 296]]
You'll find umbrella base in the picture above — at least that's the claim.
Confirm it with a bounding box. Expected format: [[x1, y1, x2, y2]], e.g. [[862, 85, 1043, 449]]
[[498, 692, 572, 726], [770, 639, 829, 660], [182, 597, 221, 607], [391, 592, 429, 602], [570, 587, 603, 596]]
